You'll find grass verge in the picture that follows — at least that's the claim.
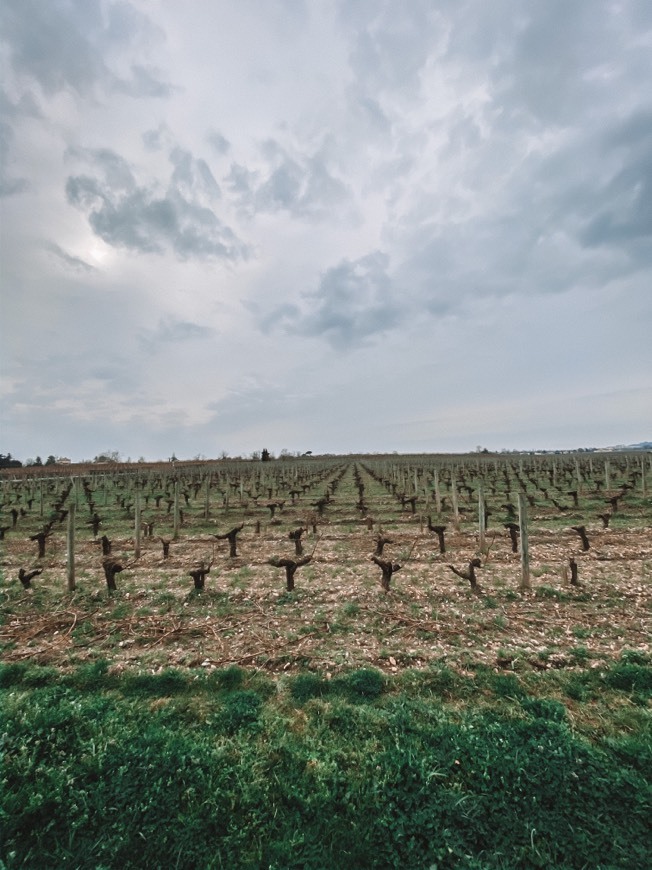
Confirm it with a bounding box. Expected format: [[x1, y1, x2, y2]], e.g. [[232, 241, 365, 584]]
[[1, 657, 650, 869]]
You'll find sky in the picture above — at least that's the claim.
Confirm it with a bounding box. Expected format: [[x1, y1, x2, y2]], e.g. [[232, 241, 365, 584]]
[[1, 0, 651, 463]]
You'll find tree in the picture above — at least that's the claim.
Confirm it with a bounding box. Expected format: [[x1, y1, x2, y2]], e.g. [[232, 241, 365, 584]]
[[0, 454, 22, 468], [261, 448, 271, 462], [94, 450, 121, 463], [45, 456, 57, 465]]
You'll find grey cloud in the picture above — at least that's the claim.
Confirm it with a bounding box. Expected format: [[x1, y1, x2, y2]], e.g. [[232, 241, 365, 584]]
[[354, 95, 392, 136], [138, 317, 214, 353], [0, 121, 29, 196], [0, 0, 107, 97], [525, 108, 652, 264], [104, 0, 165, 45], [258, 303, 301, 334], [342, 0, 442, 95], [51, 355, 134, 391], [230, 140, 350, 220], [113, 65, 174, 99], [580, 157, 652, 252], [0, 88, 42, 119], [0, 0, 171, 100], [393, 193, 587, 316], [87, 364, 132, 388], [607, 110, 652, 149], [579, 111, 652, 254], [495, 1, 601, 124], [67, 146, 136, 190], [205, 380, 316, 436], [207, 130, 231, 155], [44, 242, 96, 272], [473, 1, 652, 129], [443, 113, 482, 157], [142, 124, 173, 152], [170, 147, 221, 200], [383, 11, 652, 311], [258, 159, 302, 209], [225, 163, 258, 196], [65, 147, 248, 260], [262, 251, 402, 349]]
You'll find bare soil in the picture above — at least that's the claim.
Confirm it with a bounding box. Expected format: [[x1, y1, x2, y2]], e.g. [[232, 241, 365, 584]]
[[2, 512, 650, 675]]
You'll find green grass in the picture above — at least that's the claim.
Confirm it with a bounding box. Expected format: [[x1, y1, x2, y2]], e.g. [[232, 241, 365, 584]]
[[2, 658, 650, 869]]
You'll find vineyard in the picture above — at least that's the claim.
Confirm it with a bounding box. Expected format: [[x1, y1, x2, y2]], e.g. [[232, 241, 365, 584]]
[[2, 452, 651, 869], [1, 452, 650, 673]]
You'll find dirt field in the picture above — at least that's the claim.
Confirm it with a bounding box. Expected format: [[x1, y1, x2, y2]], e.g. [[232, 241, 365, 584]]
[[1, 457, 650, 674]]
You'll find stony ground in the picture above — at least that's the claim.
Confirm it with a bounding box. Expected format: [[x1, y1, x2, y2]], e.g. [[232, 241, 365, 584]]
[[2, 460, 650, 676]]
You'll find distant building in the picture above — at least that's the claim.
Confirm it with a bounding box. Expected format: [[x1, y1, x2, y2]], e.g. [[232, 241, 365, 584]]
[[57, 457, 72, 464]]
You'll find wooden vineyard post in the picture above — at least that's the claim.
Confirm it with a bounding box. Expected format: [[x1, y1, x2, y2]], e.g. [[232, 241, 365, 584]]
[[478, 483, 486, 552], [39, 479, 44, 518], [134, 489, 141, 559], [517, 492, 531, 591], [574, 459, 583, 496], [450, 470, 460, 530], [604, 460, 611, 493], [173, 479, 180, 540], [433, 469, 442, 515], [67, 502, 76, 591], [204, 473, 211, 520], [641, 456, 648, 496]]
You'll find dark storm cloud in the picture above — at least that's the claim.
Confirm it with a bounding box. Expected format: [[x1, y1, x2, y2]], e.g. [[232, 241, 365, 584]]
[[377, 1, 652, 313], [65, 147, 248, 260], [579, 111, 652, 257], [0, 0, 170, 99], [262, 251, 402, 349]]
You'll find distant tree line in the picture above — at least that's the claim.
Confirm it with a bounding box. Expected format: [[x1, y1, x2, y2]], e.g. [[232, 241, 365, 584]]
[[1, 454, 60, 469], [0, 453, 22, 469]]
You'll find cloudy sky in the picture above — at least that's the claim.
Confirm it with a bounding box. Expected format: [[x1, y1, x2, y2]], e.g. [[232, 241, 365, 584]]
[[1, 0, 650, 462]]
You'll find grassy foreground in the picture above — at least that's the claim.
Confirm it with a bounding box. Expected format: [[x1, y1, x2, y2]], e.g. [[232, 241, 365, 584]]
[[1, 658, 651, 869]]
